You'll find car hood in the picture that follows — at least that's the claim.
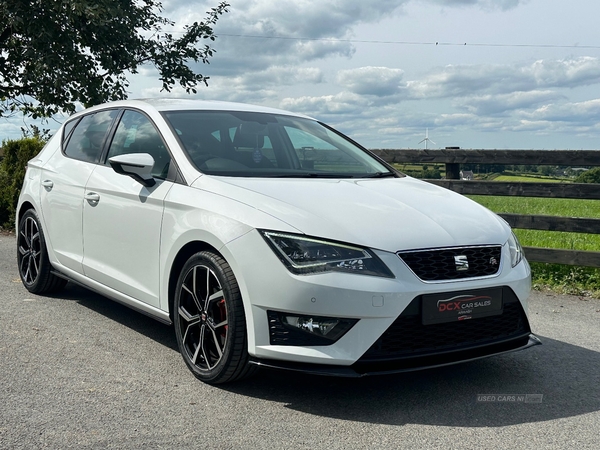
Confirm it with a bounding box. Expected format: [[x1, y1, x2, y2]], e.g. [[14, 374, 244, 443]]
[[192, 176, 509, 252]]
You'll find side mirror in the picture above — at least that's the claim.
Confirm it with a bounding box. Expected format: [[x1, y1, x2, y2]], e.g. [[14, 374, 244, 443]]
[[109, 153, 156, 187]]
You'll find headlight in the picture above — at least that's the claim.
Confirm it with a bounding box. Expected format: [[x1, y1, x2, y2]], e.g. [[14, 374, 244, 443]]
[[260, 231, 394, 278], [507, 231, 524, 268]]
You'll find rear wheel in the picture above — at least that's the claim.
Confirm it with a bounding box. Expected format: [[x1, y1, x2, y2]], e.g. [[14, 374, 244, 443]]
[[17, 209, 67, 294], [174, 251, 256, 384]]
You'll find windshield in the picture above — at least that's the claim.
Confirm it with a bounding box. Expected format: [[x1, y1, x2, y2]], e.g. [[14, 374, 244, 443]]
[[162, 110, 396, 178]]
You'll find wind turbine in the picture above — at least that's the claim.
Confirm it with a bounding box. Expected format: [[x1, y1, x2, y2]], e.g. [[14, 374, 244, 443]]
[[418, 128, 436, 149]]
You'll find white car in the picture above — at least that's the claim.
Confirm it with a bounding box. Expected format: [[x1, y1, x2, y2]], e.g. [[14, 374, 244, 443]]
[[16, 99, 539, 383]]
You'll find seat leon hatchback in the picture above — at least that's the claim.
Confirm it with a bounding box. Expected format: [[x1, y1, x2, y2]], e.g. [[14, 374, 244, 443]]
[[16, 99, 539, 383]]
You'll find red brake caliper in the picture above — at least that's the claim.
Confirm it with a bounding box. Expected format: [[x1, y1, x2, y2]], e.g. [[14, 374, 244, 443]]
[[218, 299, 228, 337]]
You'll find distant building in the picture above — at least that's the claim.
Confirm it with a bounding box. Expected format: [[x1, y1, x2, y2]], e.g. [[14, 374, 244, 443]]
[[460, 170, 474, 180]]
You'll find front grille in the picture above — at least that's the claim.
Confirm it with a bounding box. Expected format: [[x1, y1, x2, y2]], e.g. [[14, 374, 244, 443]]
[[398, 246, 502, 281], [358, 287, 530, 362]]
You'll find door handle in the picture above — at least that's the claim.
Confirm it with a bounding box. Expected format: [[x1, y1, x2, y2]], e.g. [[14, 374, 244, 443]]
[[85, 192, 100, 203], [41, 180, 53, 190]]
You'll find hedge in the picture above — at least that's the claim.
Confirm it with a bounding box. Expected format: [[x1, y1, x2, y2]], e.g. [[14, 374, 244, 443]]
[[0, 137, 46, 229], [575, 167, 600, 184]]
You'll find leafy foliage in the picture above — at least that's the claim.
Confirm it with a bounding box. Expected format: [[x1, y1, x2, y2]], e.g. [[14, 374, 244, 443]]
[[398, 164, 442, 179], [0, 137, 45, 229], [0, 0, 229, 118], [575, 167, 600, 184]]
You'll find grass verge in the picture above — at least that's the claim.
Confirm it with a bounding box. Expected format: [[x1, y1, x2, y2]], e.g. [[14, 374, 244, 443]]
[[469, 195, 600, 298]]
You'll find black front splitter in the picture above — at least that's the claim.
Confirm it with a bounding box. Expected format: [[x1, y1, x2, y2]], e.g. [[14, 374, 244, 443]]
[[248, 333, 541, 378]]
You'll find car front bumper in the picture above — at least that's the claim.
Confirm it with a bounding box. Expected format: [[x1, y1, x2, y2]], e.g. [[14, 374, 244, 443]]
[[223, 229, 535, 370]]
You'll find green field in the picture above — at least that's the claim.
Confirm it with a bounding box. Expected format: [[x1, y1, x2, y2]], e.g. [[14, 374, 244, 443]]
[[469, 195, 600, 220], [468, 195, 600, 297], [468, 196, 600, 251], [492, 174, 567, 183]]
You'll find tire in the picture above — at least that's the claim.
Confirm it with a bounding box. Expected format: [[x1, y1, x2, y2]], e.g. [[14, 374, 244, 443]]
[[173, 251, 257, 384], [17, 209, 67, 294]]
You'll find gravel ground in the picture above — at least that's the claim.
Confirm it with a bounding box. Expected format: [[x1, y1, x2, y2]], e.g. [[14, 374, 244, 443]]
[[1, 233, 599, 449]]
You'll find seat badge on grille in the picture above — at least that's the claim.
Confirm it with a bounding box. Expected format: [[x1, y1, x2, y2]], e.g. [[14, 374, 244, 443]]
[[454, 255, 469, 272]]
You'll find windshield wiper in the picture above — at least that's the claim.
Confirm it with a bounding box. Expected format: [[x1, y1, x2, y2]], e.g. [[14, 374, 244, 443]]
[[363, 171, 396, 178], [272, 172, 353, 178], [267, 171, 396, 179]]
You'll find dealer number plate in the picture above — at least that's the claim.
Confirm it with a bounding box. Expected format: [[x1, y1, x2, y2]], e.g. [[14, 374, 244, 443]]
[[422, 288, 503, 325]]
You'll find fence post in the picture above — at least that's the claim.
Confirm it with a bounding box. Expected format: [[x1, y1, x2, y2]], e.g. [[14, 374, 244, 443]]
[[446, 163, 460, 180]]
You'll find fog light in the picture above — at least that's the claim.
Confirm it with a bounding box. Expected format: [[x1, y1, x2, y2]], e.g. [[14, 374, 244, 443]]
[[284, 316, 339, 336], [279, 313, 358, 343], [268, 310, 359, 346]]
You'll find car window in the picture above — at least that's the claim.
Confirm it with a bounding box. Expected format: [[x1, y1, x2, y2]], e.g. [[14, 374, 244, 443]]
[[227, 125, 277, 166], [285, 126, 366, 172], [107, 110, 172, 179], [62, 118, 80, 146], [163, 110, 392, 178], [63, 110, 118, 163]]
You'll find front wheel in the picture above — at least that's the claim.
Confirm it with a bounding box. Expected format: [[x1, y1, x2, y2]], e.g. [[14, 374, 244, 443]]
[[173, 251, 256, 384], [17, 209, 67, 294]]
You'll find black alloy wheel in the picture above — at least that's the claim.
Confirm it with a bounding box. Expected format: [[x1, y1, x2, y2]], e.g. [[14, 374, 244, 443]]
[[174, 251, 256, 384], [17, 209, 66, 294]]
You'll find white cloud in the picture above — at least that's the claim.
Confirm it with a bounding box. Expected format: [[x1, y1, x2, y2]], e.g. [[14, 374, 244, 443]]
[[281, 91, 369, 115], [227, 66, 324, 89], [139, 1, 600, 149], [215, 1, 408, 39], [435, 113, 480, 127], [528, 57, 600, 88], [429, 0, 527, 10], [166, 0, 409, 73], [526, 98, 600, 124], [6, 0, 600, 150], [337, 67, 406, 97], [406, 57, 600, 100], [0, 121, 23, 137], [457, 90, 564, 115]]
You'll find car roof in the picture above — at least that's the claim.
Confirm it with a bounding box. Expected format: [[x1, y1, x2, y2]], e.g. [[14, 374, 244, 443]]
[[69, 98, 315, 121]]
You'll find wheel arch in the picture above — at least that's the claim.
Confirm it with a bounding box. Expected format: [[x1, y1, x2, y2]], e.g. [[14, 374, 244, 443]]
[[17, 201, 35, 222], [167, 240, 223, 322]]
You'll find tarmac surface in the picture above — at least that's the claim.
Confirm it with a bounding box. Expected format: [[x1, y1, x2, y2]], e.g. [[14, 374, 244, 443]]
[[1, 232, 599, 449]]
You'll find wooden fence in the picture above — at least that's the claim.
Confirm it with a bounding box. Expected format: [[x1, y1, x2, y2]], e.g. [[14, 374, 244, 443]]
[[372, 149, 600, 268]]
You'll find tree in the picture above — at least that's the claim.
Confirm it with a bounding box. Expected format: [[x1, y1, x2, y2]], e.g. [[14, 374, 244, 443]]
[[538, 165, 556, 176], [0, 136, 46, 228], [575, 167, 600, 184], [0, 0, 229, 118]]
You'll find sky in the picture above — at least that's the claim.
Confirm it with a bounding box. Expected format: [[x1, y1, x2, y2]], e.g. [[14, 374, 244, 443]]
[[4, 0, 600, 150]]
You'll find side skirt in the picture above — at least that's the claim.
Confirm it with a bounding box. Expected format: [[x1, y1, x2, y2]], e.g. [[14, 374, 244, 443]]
[[51, 269, 172, 325]]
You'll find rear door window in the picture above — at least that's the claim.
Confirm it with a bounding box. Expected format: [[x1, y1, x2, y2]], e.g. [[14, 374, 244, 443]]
[[63, 110, 119, 163]]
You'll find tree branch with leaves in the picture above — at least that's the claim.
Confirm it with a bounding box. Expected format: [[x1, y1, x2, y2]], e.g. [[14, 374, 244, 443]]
[[0, 0, 229, 118]]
